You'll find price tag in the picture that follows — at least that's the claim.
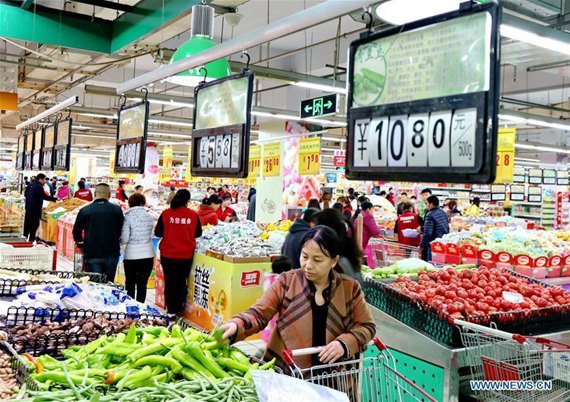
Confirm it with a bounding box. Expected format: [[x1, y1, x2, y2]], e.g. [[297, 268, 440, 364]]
[[248, 145, 261, 176], [427, 111, 451, 167], [491, 184, 506, 201], [199, 138, 208, 168], [117, 141, 141, 169], [214, 136, 223, 168], [231, 134, 240, 169], [543, 169, 556, 185], [502, 291, 524, 304], [406, 113, 428, 166], [298, 137, 321, 175], [369, 117, 388, 167], [557, 171, 569, 186], [528, 186, 542, 203], [510, 185, 525, 201], [451, 108, 477, 167], [528, 169, 543, 184], [513, 167, 526, 183], [262, 142, 281, 177], [333, 150, 346, 167]]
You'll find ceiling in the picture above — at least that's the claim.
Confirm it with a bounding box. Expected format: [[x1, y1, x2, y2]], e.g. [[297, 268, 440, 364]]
[[2, 0, 570, 168]]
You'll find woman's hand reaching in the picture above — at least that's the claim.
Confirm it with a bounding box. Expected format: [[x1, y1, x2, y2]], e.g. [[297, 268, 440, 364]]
[[219, 321, 238, 341], [318, 340, 345, 364]]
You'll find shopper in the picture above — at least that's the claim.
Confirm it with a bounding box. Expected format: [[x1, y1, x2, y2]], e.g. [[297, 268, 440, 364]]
[[116, 180, 128, 202], [166, 186, 177, 205], [348, 188, 358, 209], [73, 184, 124, 281], [120, 193, 155, 303], [46, 179, 54, 198], [394, 202, 421, 247], [396, 192, 409, 215], [208, 187, 217, 197], [134, 185, 143, 194], [57, 181, 71, 200], [281, 208, 319, 268], [351, 195, 370, 224], [307, 198, 321, 210], [357, 201, 381, 250], [217, 194, 236, 222], [23, 173, 57, 242], [409, 195, 420, 215], [197, 194, 222, 226], [465, 197, 481, 216], [419, 188, 432, 219], [247, 192, 256, 221], [247, 187, 256, 203], [337, 197, 352, 220], [220, 226, 376, 372], [23, 176, 30, 188], [50, 178, 57, 196], [219, 185, 231, 199], [445, 199, 462, 220], [315, 209, 364, 286], [320, 192, 332, 210], [80, 178, 90, 189], [386, 187, 396, 205], [419, 195, 450, 261], [154, 189, 202, 315], [74, 181, 93, 202]]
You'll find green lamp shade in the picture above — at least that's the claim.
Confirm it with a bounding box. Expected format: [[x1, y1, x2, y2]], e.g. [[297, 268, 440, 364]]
[[166, 36, 231, 87]]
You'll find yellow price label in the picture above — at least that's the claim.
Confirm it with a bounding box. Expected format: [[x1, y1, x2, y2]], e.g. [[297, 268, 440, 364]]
[[262, 142, 281, 177], [248, 145, 261, 177], [495, 129, 516, 183], [298, 137, 321, 175]]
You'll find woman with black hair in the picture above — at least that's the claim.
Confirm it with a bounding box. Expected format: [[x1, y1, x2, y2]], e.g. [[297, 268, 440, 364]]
[[220, 226, 375, 373], [358, 201, 381, 250], [116, 180, 128, 202], [307, 198, 321, 210], [197, 194, 222, 226], [315, 208, 364, 287], [154, 189, 202, 315]]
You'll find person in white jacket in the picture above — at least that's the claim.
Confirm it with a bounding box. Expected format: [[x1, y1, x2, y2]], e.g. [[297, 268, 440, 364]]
[[120, 193, 156, 303]]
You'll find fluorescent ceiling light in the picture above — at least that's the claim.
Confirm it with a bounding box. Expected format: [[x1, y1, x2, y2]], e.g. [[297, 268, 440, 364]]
[[515, 143, 570, 154], [80, 112, 117, 119], [514, 157, 540, 162], [375, 0, 462, 25], [148, 131, 191, 139], [252, 111, 347, 127], [321, 147, 342, 152], [501, 25, 570, 56], [292, 81, 346, 95], [131, 98, 194, 108], [148, 119, 194, 128], [321, 136, 347, 143], [72, 133, 115, 140], [304, 118, 347, 127], [17, 96, 79, 130], [499, 113, 570, 130]]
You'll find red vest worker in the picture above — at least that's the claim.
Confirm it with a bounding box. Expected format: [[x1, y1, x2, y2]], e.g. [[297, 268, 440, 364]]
[[395, 203, 421, 247]]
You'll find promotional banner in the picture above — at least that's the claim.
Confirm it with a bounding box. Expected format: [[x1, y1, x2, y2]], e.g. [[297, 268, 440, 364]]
[[495, 128, 515, 183], [262, 142, 281, 178], [298, 137, 321, 176], [248, 145, 261, 177], [159, 146, 173, 183]]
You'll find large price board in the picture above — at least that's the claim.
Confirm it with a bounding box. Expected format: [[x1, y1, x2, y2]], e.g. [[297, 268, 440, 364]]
[[191, 71, 254, 178], [54, 119, 72, 171], [346, 2, 501, 183], [24, 131, 34, 170], [41, 125, 55, 171], [16, 134, 25, 171], [115, 100, 149, 174], [31, 128, 43, 171]]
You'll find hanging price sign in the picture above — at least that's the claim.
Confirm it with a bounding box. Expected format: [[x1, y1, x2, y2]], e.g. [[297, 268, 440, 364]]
[[509, 185, 525, 201], [160, 145, 173, 183], [543, 169, 556, 185], [262, 142, 281, 177], [248, 145, 261, 176], [528, 186, 542, 203], [495, 128, 515, 183], [298, 137, 321, 175], [557, 170, 569, 186], [528, 169, 543, 185], [491, 184, 506, 201], [513, 167, 526, 183]]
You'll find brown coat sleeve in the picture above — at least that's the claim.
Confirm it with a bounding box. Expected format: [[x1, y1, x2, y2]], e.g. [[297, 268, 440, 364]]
[[336, 282, 376, 357], [230, 273, 286, 341]]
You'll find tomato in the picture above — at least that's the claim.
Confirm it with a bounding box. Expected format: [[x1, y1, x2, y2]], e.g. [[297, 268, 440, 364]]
[[500, 300, 513, 311], [508, 276, 518, 283], [478, 280, 488, 288], [447, 268, 457, 276], [497, 276, 508, 285], [426, 289, 436, 298], [508, 283, 519, 290], [465, 305, 475, 315], [467, 289, 479, 299], [452, 301, 465, 313], [475, 302, 489, 313], [439, 271, 451, 282], [488, 306, 498, 313], [445, 291, 457, 300], [431, 300, 443, 309], [435, 287, 446, 296], [418, 274, 430, 282], [457, 289, 469, 299], [556, 296, 567, 305], [484, 296, 495, 305], [551, 287, 564, 297], [520, 301, 530, 310], [536, 298, 548, 308]]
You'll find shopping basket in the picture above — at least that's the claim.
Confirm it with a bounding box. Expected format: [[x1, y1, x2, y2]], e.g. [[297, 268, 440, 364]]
[[366, 237, 419, 268], [455, 319, 570, 402], [282, 337, 436, 402]]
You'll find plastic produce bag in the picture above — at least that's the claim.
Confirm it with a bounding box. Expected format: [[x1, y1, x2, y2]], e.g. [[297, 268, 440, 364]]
[[252, 370, 349, 402], [392, 258, 433, 271]]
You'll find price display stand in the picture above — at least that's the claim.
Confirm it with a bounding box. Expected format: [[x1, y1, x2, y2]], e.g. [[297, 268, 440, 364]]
[[31, 128, 43, 171], [346, 2, 501, 184], [41, 125, 55, 171], [115, 100, 149, 174], [191, 71, 254, 178], [54, 119, 72, 172], [23, 131, 34, 171]]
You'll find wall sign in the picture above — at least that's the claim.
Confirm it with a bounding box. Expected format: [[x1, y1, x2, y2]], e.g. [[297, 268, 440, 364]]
[[115, 100, 149, 174], [528, 186, 542, 203], [333, 150, 346, 167], [298, 137, 321, 175], [300, 94, 338, 119], [528, 169, 542, 185], [191, 71, 254, 178], [41, 125, 55, 171], [513, 167, 526, 183], [490, 184, 506, 201], [346, 2, 501, 183], [509, 185, 525, 201], [54, 119, 72, 171], [16, 134, 25, 171], [557, 170, 569, 186], [542, 169, 556, 185], [262, 142, 281, 177]]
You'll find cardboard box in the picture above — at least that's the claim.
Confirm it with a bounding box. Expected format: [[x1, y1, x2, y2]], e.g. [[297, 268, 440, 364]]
[[223, 255, 271, 264]]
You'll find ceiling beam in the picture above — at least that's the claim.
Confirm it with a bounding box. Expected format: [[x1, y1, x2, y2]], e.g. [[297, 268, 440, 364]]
[[70, 0, 133, 12]]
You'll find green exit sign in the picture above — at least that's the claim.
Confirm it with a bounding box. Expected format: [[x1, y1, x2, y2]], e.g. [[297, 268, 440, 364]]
[[300, 94, 338, 119]]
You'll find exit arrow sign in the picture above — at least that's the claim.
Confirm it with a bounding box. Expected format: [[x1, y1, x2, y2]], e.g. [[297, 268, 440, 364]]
[[300, 94, 338, 119]]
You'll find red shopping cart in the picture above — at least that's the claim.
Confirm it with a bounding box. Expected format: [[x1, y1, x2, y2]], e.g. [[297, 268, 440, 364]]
[[366, 237, 420, 268], [282, 338, 436, 402], [455, 319, 570, 402]]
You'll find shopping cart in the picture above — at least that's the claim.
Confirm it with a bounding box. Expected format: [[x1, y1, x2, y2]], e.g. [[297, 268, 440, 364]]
[[366, 237, 420, 268], [455, 319, 570, 402], [282, 337, 436, 402]]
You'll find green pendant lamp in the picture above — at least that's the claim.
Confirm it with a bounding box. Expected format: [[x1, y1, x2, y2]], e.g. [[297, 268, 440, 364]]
[[165, 2, 231, 87]]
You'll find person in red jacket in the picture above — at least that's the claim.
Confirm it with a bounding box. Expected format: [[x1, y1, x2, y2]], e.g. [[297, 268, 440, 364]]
[[395, 202, 421, 247], [74, 181, 93, 202], [154, 189, 202, 315], [116, 180, 128, 202], [217, 195, 236, 223], [197, 194, 222, 227]]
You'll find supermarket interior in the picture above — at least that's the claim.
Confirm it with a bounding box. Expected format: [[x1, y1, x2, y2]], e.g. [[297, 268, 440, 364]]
[[2, 0, 570, 401]]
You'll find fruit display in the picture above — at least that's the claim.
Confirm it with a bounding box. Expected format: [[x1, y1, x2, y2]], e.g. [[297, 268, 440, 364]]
[[449, 215, 526, 232], [16, 324, 269, 400], [389, 266, 570, 320], [44, 198, 87, 213]]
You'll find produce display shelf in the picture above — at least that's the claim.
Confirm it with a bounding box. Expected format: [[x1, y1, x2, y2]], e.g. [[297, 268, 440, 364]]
[[513, 213, 542, 219], [513, 202, 542, 206]]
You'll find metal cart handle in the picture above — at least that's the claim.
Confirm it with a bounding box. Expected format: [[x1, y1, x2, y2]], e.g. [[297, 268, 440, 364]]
[[453, 319, 526, 344], [282, 337, 387, 365]]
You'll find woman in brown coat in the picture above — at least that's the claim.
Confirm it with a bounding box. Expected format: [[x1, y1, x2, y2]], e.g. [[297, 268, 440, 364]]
[[221, 226, 376, 371]]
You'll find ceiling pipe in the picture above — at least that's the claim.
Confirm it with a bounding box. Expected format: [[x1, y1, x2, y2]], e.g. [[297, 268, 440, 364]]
[[117, 0, 374, 94]]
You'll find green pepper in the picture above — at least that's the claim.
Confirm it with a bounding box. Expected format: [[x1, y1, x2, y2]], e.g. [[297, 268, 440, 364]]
[[181, 368, 198, 381], [32, 372, 97, 386], [230, 349, 251, 366], [185, 342, 229, 379], [125, 323, 137, 344], [141, 332, 156, 345], [259, 358, 276, 370], [169, 347, 214, 379], [132, 355, 182, 373], [170, 324, 182, 338], [136, 326, 163, 337], [36, 355, 63, 371], [217, 357, 251, 373], [86, 354, 111, 369], [119, 366, 153, 390], [97, 342, 140, 356], [127, 338, 182, 362], [68, 368, 107, 378], [158, 328, 170, 339], [83, 336, 107, 355], [202, 341, 219, 350], [139, 372, 168, 388], [111, 333, 126, 343]]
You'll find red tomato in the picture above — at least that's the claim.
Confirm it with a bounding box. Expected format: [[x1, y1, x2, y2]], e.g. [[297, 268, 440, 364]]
[[536, 298, 548, 308], [440, 271, 451, 282], [556, 296, 567, 305], [497, 276, 508, 285], [445, 291, 457, 300], [457, 289, 469, 299], [500, 300, 513, 311], [452, 301, 465, 313], [478, 280, 488, 288], [475, 302, 490, 313]]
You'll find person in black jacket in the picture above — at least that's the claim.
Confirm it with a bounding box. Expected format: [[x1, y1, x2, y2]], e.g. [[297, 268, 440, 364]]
[[73, 183, 124, 282], [281, 208, 319, 268], [23, 173, 57, 242]]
